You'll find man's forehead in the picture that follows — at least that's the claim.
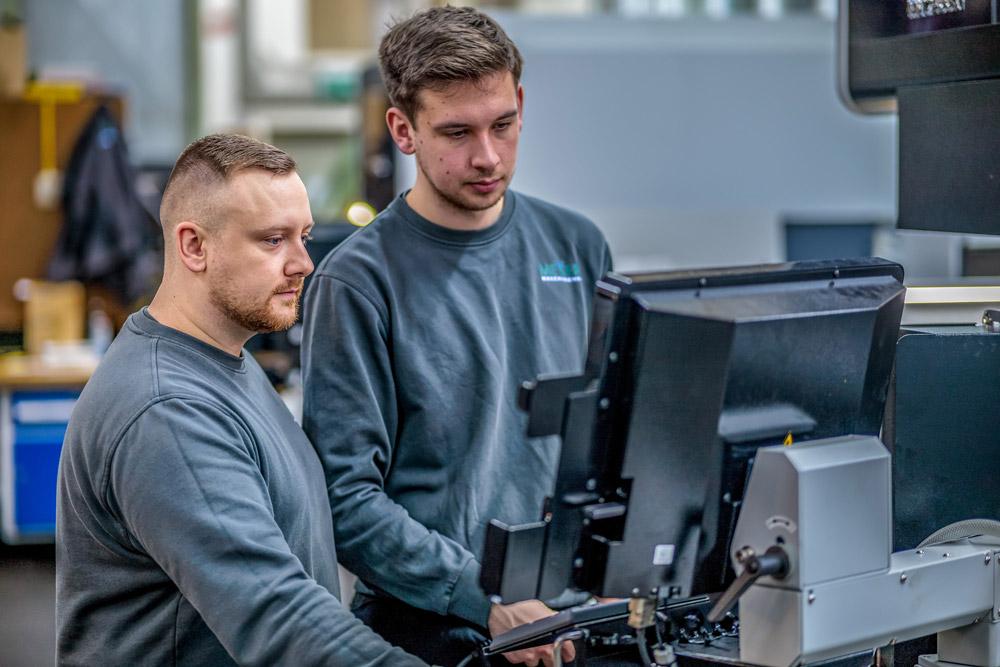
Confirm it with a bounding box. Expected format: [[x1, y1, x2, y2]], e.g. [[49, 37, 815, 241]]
[[415, 71, 518, 120], [215, 170, 310, 227]]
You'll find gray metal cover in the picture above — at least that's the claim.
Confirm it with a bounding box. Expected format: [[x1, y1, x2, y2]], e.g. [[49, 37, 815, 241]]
[[732, 435, 890, 589], [740, 545, 993, 666]]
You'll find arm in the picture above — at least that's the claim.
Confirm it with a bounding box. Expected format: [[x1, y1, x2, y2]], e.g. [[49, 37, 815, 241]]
[[301, 275, 492, 627], [108, 398, 428, 667]]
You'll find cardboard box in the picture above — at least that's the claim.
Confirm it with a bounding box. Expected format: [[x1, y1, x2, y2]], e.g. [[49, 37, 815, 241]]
[[0, 22, 26, 98], [16, 280, 86, 355]]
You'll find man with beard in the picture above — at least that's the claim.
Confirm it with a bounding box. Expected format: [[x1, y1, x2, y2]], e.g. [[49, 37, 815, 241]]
[[301, 7, 612, 667], [56, 134, 428, 667]]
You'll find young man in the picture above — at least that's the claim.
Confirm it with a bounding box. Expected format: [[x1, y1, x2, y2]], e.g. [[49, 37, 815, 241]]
[[301, 7, 612, 667], [56, 134, 428, 667]]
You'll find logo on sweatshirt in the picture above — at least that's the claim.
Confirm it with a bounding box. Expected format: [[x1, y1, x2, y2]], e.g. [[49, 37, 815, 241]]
[[538, 261, 582, 283]]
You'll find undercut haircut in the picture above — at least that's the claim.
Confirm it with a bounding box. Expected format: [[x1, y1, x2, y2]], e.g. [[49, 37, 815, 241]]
[[378, 5, 523, 121], [159, 134, 296, 233]]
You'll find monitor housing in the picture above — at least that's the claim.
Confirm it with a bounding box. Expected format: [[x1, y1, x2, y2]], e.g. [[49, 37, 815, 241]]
[[839, 1, 1000, 234], [482, 259, 906, 602]]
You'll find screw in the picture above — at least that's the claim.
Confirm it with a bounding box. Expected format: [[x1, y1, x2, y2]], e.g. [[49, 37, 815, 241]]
[[987, 553, 992, 565], [900, 573, 908, 584], [599, 398, 610, 410], [586, 478, 597, 491], [632, 588, 641, 597], [807, 592, 816, 604], [833, 269, 840, 278], [699, 278, 707, 287], [916, 550, 924, 556], [608, 351, 619, 363], [573, 558, 584, 568], [943, 552, 950, 558]]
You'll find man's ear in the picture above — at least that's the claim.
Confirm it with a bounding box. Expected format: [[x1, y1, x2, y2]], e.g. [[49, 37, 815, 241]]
[[386, 107, 417, 155], [517, 84, 525, 132], [175, 221, 209, 273]]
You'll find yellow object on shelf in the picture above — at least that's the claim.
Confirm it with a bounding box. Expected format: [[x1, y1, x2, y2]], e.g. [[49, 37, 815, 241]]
[[23, 81, 85, 209], [24, 82, 85, 171]]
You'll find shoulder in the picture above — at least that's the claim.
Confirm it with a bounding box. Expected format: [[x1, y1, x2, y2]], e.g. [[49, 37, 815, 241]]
[[306, 203, 422, 319], [109, 395, 255, 476], [126, 395, 251, 437], [511, 191, 606, 248], [312, 203, 409, 282]]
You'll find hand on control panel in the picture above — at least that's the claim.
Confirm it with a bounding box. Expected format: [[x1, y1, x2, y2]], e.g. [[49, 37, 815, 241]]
[[489, 600, 576, 666]]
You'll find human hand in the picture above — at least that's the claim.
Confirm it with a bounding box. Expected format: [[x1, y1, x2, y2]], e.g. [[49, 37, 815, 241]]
[[488, 600, 576, 666]]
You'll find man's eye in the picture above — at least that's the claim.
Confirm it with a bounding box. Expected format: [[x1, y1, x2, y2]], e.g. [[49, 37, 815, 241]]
[[302, 234, 314, 245], [264, 237, 282, 247], [448, 130, 466, 139], [494, 122, 511, 132]]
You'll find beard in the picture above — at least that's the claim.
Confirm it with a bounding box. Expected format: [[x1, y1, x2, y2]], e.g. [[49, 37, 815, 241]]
[[416, 153, 509, 213], [209, 279, 303, 333]]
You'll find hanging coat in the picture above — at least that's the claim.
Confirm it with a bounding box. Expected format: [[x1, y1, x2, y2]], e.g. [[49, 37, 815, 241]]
[[47, 104, 162, 304]]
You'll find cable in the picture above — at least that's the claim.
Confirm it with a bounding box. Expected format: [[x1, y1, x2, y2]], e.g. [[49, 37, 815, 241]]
[[918, 518, 1000, 548], [636, 627, 654, 667], [454, 650, 477, 667], [653, 615, 665, 647]]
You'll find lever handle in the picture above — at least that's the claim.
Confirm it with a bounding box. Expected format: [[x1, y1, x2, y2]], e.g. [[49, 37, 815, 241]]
[[706, 545, 789, 623]]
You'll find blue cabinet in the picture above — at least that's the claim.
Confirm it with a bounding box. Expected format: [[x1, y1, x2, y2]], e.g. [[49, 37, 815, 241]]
[[1, 389, 79, 543]]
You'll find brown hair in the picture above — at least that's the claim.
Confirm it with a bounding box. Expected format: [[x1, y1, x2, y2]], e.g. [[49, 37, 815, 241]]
[[378, 6, 523, 120], [159, 133, 296, 231]]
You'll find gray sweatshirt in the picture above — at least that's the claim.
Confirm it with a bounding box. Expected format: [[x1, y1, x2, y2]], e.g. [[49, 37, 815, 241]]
[[56, 309, 427, 666], [301, 191, 612, 628]]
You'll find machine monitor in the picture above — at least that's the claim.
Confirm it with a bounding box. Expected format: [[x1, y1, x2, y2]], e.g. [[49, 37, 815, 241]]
[[482, 258, 906, 603], [840, 2, 1000, 234], [839, 0, 1000, 113]]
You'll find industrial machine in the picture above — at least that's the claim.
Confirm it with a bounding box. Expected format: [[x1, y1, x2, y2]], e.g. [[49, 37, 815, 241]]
[[479, 2, 1000, 663]]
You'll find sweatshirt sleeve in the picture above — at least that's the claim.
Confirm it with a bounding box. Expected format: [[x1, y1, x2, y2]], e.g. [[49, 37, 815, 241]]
[[301, 274, 493, 628], [107, 397, 429, 667]]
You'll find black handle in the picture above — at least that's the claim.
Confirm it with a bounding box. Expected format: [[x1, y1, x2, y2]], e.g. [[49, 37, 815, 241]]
[[706, 545, 789, 623]]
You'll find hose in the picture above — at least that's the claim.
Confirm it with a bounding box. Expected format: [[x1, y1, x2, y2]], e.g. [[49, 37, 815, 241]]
[[917, 518, 1000, 549]]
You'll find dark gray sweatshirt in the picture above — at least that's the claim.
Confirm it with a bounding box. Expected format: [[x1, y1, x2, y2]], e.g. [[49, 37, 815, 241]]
[[301, 191, 611, 628], [56, 309, 427, 666]]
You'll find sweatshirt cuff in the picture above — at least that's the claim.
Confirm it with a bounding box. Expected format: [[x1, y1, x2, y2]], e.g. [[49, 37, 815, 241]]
[[447, 558, 492, 628]]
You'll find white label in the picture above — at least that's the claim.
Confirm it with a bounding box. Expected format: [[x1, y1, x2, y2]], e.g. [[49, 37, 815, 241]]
[[13, 399, 77, 424], [766, 515, 798, 533], [653, 544, 675, 566]]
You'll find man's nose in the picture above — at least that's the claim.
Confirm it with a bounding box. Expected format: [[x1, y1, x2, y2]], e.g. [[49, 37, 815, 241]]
[[470, 133, 500, 171], [287, 239, 314, 278]]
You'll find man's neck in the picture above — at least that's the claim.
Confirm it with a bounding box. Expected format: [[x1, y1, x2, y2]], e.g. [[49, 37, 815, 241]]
[[405, 183, 504, 232], [147, 287, 249, 357]]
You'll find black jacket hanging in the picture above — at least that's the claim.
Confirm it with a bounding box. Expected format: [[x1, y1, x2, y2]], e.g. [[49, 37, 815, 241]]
[[47, 104, 162, 304]]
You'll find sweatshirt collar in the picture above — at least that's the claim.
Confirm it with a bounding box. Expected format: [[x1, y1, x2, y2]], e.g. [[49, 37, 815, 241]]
[[392, 190, 516, 246], [130, 308, 247, 372]]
